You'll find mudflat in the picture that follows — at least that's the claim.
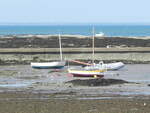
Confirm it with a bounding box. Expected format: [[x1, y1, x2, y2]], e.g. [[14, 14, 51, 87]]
[[0, 92, 150, 113], [0, 64, 150, 113]]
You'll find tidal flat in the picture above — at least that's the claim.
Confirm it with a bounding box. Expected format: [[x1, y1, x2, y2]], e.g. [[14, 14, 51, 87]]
[[0, 64, 150, 112]]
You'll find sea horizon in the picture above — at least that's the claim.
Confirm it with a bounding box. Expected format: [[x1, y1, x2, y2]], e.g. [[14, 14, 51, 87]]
[[0, 24, 150, 37]]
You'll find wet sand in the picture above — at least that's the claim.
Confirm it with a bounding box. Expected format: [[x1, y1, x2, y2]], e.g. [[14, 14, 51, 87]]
[[0, 92, 150, 113], [1, 64, 150, 113], [1, 64, 150, 95]]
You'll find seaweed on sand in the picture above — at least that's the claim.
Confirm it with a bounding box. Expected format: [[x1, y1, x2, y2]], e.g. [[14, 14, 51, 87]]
[[66, 78, 129, 86]]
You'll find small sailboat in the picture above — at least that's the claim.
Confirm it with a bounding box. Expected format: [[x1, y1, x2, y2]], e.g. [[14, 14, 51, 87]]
[[31, 33, 66, 69], [84, 27, 125, 70], [31, 61, 66, 69], [84, 61, 125, 70], [68, 68, 105, 77]]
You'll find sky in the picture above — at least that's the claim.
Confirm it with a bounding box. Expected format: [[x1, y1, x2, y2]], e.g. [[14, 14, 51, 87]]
[[0, 0, 150, 24]]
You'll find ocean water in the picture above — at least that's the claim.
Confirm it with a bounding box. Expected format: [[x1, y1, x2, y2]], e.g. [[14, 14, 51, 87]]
[[0, 25, 150, 36]]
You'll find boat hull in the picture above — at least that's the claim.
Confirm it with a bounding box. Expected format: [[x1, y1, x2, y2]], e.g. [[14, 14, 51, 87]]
[[31, 65, 64, 69], [71, 73, 104, 77], [68, 69, 105, 77], [31, 61, 66, 69], [84, 62, 125, 70]]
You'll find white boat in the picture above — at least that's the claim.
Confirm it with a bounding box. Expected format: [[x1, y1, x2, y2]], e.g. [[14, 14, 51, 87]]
[[68, 68, 105, 77], [84, 27, 125, 70], [95, 32, 105, 37], [31, 61, 66, 69], [31, 33, 66, 69], [84, 61, 125, 70]]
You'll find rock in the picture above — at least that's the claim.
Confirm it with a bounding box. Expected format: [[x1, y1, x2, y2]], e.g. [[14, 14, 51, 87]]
[[66, 78, 129, 86]]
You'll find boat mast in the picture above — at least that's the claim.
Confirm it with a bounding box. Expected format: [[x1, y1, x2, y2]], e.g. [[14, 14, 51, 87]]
[[92, 27, 95, 64], [59, 33, 63, 61]]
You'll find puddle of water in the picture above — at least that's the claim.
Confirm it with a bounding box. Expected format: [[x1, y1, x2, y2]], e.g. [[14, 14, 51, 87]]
[[1, 64, 150, 96], [0, 83, 32, 88], [76, 96, 133, 100]]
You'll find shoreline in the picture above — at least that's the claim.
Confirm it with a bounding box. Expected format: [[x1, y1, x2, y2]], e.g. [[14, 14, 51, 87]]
[[1, 35, 150, 48], [1, 34, 150, 39], [1, 35, 150, 64]]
